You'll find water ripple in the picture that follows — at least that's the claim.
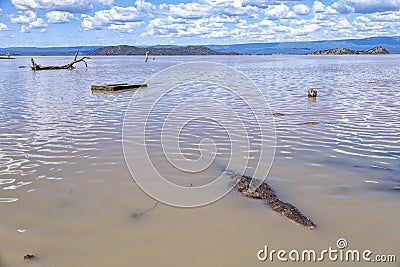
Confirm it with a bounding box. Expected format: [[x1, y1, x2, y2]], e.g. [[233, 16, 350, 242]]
[[1, 56, 400, 205]]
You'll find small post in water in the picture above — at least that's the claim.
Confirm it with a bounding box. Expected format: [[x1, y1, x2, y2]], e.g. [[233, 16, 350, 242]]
[[308, 88, 318, 98]]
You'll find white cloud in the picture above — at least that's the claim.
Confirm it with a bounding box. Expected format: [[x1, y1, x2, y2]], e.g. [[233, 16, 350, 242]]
[[312, 1, 326, 13], [144, 16, 194, 37], [336, 17, 352, 28], [108, 22, 142, 33], [200, 0, 242, 9], [144, 5, 322, 43], [351, 14, 400, 35], [290, 23, 320, 36], [0, 23, 9, 31], [11, 0, 114, 14], [263, 3, 290, 20], [209, 15, 236, 23], [135, 0, 156, 13], [30, 18, 48, 28], [81, 5, 147, 32], [242, 0, 270, 8], [310, 1, 337, 21], [143, 14, 231, 38], [258, 18, 275, 26], [20, 25, 30, 33], [293, 4, 310, 15], [160, 2, 211, 19], [369, 11, 400, 22], [201, 29, 231, 38], [331, 2, 354, 14], [333, 0, 400, 14], [46, 11, 75, 23], [12, 11, 48, 33], [316, 11, 400, 40], [177, 0, 257, 18], [10, 10, 37, 23]]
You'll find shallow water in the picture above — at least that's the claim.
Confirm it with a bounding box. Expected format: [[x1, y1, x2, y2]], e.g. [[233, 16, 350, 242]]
[[0, 55, 399, 266]]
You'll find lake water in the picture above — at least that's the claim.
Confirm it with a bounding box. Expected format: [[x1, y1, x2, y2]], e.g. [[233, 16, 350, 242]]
[[0, 55, 399, 266]]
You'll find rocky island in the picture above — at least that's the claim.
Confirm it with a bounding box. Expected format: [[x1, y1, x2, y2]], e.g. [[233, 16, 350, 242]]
[[308, 45, 389, 55], [90, 45, 239, 56]]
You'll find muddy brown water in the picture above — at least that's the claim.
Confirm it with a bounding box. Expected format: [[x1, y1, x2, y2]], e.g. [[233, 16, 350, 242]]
[[0, 56, 399, 266]]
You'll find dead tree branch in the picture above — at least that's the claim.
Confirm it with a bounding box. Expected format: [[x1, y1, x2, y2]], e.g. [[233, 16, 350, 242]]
[[31, 50, 91, 70]]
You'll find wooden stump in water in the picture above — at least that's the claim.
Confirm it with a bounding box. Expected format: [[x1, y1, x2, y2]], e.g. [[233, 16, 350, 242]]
[[308, 88, 317, 98]]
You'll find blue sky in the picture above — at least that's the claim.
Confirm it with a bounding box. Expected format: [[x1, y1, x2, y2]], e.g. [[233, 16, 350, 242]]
[[0, 0, 400, 47]]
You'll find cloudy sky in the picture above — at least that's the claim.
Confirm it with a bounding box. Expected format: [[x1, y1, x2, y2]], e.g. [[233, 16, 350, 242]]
[[0, 0, 400, 47]]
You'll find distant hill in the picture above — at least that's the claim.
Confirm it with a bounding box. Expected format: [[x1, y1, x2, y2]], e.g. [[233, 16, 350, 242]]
[[308, 46, 390, 55], [1, 36, 399, 56], [207, 36, 400, 55], [90, 45, 239, 56]]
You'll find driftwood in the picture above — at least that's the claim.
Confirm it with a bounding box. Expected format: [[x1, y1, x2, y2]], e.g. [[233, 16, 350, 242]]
[[91, 83, 147, 91], [226, 170, 316, 229], [31, 50, 90, 70]]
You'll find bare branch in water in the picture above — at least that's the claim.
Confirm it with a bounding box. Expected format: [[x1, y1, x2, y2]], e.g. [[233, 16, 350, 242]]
[[132, 203, 158, 219], [31, 50, 91, 71]]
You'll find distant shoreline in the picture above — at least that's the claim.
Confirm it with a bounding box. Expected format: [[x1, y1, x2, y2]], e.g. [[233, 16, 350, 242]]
[[1, 36, 400, 56], [11, 53, 398, 58]]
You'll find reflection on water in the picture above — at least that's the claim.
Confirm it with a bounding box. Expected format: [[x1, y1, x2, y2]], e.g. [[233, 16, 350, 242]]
[[0, 56, 399, 266]]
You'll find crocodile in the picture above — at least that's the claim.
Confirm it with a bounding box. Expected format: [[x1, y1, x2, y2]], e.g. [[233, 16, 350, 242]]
[[226, 170, 316, 229]]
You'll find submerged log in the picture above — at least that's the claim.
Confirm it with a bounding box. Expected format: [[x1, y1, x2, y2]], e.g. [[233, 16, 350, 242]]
[[91, 83, 147, 92], [304, 121, 318, 125], [31, 50, 90, 70], [226, 170, 316, 229]]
